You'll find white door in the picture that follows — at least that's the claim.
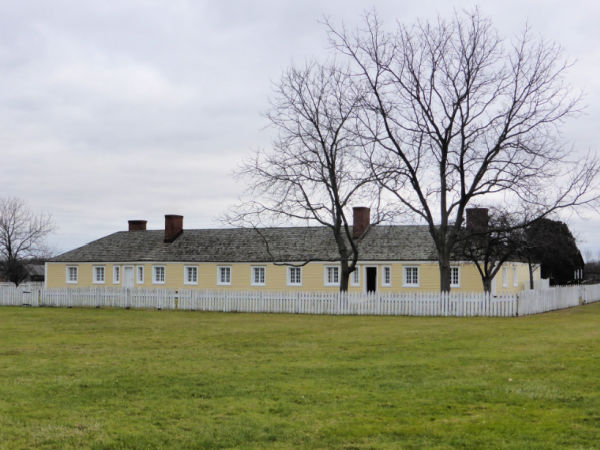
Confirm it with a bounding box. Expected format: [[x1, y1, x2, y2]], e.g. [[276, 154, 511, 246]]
[[123, 266, 134, 288]]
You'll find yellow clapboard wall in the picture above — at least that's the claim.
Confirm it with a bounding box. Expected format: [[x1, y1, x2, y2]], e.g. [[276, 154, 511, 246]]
[[46, 261, 540, 293]]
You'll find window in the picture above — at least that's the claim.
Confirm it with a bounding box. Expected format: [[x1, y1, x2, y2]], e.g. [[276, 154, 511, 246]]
[[382, 266, 392, 287], [288, 267, 302, 286], [513, 265, 519, 287], [502, 266, 508, 288], [113, 266, 120, 284], [403, 266, 419, 287], [450, 266, 460, 288], [153, 266, 166, 284], [93, 266, 105, 284], [66, 266, 78, 284], [184, 266, 198, 285], [351, 267, 360, 287], [251, 266, 266, 286], [136, 266, 144, 284], [218, 266, 231, 285], [324, 266, 340, 286]]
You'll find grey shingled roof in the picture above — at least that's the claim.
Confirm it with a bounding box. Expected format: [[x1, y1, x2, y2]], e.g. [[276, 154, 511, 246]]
[[26, 264, 45, 277], [50, 225, 439, 263]]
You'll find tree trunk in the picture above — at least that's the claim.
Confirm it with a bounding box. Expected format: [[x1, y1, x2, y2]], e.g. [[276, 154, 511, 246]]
[[482, 277, 492, 293], [340, 274, 349, 292], [527, 258, 534, 289], [439, 257, 451, 292], [340, 259, 350, 292]]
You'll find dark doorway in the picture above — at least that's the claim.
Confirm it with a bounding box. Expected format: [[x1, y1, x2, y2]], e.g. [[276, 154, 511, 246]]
[[366, 267, 377, 293]]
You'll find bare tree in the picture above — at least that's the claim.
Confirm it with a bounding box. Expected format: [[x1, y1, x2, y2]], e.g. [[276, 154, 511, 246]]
[[0, 198, 54, 285], [327, 10, 599, 291], [459, 208, 527, 293], [230, 61, 382, 291]]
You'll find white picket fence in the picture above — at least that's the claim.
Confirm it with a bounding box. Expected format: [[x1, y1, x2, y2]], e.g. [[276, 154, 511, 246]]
[[2, 284, 600, 317], [517, 286, 581, 316], [0, 285, 36, 306], [581, 283, 600, 304], [174, 290, 520, 317]]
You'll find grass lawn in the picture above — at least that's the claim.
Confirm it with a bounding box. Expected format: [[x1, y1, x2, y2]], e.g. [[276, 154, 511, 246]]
[[1, 304, 599, 449]]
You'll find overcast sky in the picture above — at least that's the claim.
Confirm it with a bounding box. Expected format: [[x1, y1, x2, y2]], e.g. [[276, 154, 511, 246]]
[[1, 0, 599, 257]]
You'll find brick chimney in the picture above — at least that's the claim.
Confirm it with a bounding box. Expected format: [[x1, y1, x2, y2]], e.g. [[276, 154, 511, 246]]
[[353, 207, 371, 239], [466, 208, 489, 233], [164, 215, 183, 243], [128, 220, 147, 231]]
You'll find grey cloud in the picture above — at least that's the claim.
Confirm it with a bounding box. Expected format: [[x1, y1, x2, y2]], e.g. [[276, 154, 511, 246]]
[[0, 0, 598, 255]]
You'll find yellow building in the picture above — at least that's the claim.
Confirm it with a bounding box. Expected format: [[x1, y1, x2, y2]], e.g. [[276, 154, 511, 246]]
[[46, 212, 539, 294]]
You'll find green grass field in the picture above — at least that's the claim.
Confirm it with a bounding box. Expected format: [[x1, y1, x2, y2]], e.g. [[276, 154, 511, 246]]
[[1, 304, 599, 449]]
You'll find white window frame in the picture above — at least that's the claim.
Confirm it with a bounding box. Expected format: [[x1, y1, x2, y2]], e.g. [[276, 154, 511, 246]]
[[403, 266, 420, 287], [324, 266, 340, 287], [251, 266, 266, 286], [287, 267, 302, 286], [184, 265, 198, 285], [513, 265, 519, 287], [450, 266, 460, 288], [136, 266, 144, 284], [351, 267, 360, 287], [152, 265, 166, 284], [112, 266, 120, 284], [66, 266, 78, 284], [502, 265, 508, 288], [217, 266, 232, 286], [382, 266, 392, 287], [93, 265, 106, 284]]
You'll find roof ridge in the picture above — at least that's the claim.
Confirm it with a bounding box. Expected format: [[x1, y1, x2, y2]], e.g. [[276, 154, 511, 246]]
[[114, 223, 429, 232]]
